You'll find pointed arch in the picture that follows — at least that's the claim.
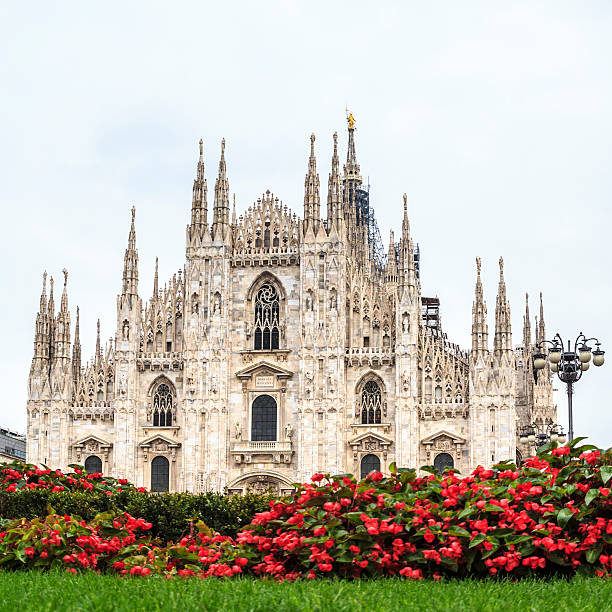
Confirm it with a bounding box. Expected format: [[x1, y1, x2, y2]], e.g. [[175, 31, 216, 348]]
[[246, 272, 287, 301], [148, 376, 177, 427]]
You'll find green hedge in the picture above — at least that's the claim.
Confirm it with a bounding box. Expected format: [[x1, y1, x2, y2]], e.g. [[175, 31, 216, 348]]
[[0, 489, 271, 543]]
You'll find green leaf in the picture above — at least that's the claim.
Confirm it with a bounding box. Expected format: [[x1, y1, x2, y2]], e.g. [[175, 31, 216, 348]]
[[569, 436, 588, 448], [536, 441, 553, 455], [388, 462, 397, 474], [469, 533, 486, 548], [557, 507, 573, 528], [448, 526, 471, 538], [600, 465, 612, 485], [586, 544, 603, 564], [585, 489, 599, 506], [458, 506, 476, 520]]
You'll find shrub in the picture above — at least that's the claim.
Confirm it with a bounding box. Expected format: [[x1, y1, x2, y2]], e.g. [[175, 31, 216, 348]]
[[119, 438, 612, 580], [2, 440, 611, 581], [0, 463, 272, 541]]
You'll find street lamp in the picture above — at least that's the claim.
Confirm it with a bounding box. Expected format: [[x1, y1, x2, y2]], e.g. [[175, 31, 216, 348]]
[[533, 333, 605, 443], [519, 422, 566, 449]]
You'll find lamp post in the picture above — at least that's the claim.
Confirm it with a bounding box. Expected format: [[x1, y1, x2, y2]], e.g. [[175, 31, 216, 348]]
[[533, 333, 605, 443], [519, 422, 566, 450]]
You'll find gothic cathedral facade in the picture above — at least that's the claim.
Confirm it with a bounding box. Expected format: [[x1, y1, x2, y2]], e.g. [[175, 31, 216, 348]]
[[26, 119, 556, 494]]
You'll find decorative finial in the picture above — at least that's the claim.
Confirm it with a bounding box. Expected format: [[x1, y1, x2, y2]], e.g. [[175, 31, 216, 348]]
[[476, 257, 481, 275], [49, 276, 54, 293], [131, 206, 136, 222], [525, 292, 529, 304], [310, 133, 315, 156], [42, 271, 47, 290], [499, 256, 504, 275], [63, 268, 68, 286], [403, 193, 408, 211], [333, 131, 338, 150], [199, 138, 203, 156], [221, 138, 225, 156]]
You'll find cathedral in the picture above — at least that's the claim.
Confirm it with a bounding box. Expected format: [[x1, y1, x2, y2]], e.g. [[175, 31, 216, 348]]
[[26, 116, 556, 494]]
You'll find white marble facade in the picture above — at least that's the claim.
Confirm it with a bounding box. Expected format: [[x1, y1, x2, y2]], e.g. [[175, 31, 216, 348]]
[[26, 119, 556, 494]]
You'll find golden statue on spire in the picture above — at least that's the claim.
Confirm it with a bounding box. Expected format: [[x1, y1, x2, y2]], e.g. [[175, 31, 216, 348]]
[[345, 107, 355, 130]]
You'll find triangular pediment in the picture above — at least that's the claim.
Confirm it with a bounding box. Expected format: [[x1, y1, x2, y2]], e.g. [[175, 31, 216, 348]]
[[235, 360, 294, 379], [138, 434, 181, 448], [72, 435, 112, 448], [421, 429, 466, 445], [348, 431, 393, 447]]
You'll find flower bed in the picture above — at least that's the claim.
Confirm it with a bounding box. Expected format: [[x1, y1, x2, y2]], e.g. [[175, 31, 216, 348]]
[[1, 439, 610, 580]]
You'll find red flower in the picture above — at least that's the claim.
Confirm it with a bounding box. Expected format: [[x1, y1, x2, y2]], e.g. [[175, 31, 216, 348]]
[[599, 488, 610, 497], [25, 547, 35, 558], [311, 473, 325, 482], [424, 529, 435, 543], [552, 446, 570, 456], [313, 526, 326, 537]]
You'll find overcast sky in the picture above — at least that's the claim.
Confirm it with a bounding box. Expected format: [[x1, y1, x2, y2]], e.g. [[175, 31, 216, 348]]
[[1, 2, 610, 447]]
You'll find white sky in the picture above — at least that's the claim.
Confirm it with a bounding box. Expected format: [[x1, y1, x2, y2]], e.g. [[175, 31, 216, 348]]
[[1, 2, 610, 447]]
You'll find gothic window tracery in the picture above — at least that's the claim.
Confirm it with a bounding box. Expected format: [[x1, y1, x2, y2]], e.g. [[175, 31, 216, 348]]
[[361, 380, 382, 424], [254, 283, 280, 350], [153, 382, 174, 427]]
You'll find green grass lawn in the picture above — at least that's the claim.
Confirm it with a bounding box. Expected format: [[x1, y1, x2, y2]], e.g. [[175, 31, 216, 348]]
[[0, 572, 609, 612]]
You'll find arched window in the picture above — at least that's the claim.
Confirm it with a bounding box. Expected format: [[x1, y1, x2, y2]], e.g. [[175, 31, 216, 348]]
[[254, 283, 280, 350], [361, 381, 382, 424], [360, 454, 381, 479], [251, 394, 277, 441], [151, 456, 169, 492], [434, 452, 454, 474], [84, 455, 102, 475], [153, 383, 173, 427]]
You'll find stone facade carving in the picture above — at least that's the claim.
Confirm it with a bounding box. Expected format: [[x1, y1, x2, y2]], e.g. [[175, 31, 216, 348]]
[[26, 119, 555, 491]]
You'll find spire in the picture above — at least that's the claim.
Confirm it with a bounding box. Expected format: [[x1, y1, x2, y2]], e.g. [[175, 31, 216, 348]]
[[345, 111, 359, 176], [538, 292, 546, 344], [95, 319, 102, 364], [385, 230, 397, 282], [212, 138, 230, 240], [471, 257, 489, 356], [60, 269, 68, 313], [303, 133, 320, 233], [342, 111, 362, 233], [494, 257, 512, 358], [48, 275, 55, 318], [232, 194, 237, 225], [121, 207, 139, 301], [153, 257, 159, 298], [32, 272, 50, 365], [72, 306, 81, 383], [327, 132, 343, 227], [402, 193, 410, 240], [190, 138, 208, 235], [523, 292, 531, 352], [40, 271, 47, 313]]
